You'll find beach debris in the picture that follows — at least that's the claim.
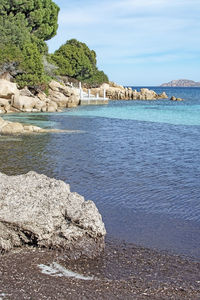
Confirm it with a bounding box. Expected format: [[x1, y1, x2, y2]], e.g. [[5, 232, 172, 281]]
[[38, 263, 94, 280]]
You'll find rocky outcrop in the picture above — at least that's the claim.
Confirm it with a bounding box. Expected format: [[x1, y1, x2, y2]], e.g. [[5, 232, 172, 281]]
[[0, 78, 80, 114], [0, 171, 106, 258], [90, 82, 168, 100], [48, 80, 80, 108]]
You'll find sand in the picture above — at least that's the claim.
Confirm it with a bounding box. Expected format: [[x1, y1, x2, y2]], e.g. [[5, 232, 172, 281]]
[[0, 237, 199, 300]]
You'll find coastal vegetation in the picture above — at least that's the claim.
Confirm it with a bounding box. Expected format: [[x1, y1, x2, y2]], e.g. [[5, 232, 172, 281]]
[[0, 0, 108, 89], [50, 39, 108, 85]]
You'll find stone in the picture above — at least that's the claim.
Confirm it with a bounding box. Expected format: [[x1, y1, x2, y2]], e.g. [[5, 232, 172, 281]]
[[48, 86, 79, 108], [20, 87, 34, 97], [0, 98, 11, 112], [158, 92, 168, 99], [0, 121, 24, 134], [0, 172, 106, 258], [67, 94, 80, 108], [170, 96, 177, 101], [170, 96, 183, 101], [0, 79, 19, 100], [48, 90, 70, 107], [46, 100, 58, 112], [37, 91, 48, 102], [49, 80, 65, 92], [12, 95, 43, 112]]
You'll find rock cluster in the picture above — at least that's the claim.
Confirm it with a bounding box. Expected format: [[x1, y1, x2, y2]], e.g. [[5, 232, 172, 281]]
[[170, 96, 183, 101], [0, 171, 106, 258], [0, 79, 80, 114], [90, 82, 168, 100]]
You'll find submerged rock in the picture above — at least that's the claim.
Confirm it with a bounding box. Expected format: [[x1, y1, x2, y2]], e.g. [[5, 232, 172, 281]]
[[0, 172, 106, 258], [0, 117, 81, 135], [170, 96, 183, 101], [0, 117, 43, 134]]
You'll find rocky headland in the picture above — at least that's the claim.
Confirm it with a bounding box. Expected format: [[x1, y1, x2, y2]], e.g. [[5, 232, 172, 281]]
[[89, 82, 168, 100], [0, 76, 170, 118], [0, 171, 106, 259], [161, 79, 200, 87]]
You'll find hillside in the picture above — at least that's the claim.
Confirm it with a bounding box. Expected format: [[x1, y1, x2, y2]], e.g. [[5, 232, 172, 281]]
[[161, 79, 200, 87]]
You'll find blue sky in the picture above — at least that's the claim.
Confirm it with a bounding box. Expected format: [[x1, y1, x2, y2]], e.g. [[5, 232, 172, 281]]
[[47, 0, 200, 86]]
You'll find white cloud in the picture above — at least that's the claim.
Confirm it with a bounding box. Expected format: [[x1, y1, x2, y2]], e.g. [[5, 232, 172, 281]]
[[48, 0, 200, 84]]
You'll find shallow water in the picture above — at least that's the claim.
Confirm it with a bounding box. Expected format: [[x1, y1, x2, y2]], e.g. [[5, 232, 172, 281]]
[[1, 87, 200, 258]]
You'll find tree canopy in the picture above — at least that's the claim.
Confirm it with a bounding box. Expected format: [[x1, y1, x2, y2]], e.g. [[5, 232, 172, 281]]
[[51, 39, 109, 85], [0, 0, 60, 41], [0, 0, 59, 87], [0, 2, 108, 88]]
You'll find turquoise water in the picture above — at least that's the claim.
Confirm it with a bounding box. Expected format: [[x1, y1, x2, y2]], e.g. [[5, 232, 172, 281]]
[[1, 87, 200, 258], [63, 86, 200, 126], [65, 102, 200, 126]]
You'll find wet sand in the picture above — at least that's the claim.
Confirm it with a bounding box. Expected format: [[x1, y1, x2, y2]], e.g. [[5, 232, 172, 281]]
[[0, 237, 199, 300]]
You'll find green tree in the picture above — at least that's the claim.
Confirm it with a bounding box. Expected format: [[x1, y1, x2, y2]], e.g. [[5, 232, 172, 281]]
[[0, 44, 23, 76], [51, 39, 109, 84], [0, 14, 31, 48], [16, 42, 49, 88], [85, 70, 109, 85], [0, 0, 59, 87], [0, 0, 60, 42]]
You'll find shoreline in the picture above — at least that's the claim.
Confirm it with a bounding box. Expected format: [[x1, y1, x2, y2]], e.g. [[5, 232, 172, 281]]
[[0, 236, 199, 300]]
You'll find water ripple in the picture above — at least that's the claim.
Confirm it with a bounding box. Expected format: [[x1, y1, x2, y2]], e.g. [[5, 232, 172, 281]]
[[1, 87, 200, 257]]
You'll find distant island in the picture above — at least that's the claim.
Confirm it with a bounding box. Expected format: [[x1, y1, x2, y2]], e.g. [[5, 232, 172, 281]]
[[161, 79, 200, 87]]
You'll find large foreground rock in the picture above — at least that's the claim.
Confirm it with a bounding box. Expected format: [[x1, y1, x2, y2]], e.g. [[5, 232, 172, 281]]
[[0, 172, 106, 258]]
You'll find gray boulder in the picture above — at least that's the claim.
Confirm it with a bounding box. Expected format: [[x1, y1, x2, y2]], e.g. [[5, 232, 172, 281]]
[[0, 172, 106, 259]]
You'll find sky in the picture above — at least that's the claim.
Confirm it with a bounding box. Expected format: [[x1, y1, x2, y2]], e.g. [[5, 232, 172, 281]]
[[47, 0, 200, 86]]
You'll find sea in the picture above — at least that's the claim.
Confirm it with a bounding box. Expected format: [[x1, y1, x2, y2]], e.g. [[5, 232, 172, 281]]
[[1, 87, 200, 259]]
